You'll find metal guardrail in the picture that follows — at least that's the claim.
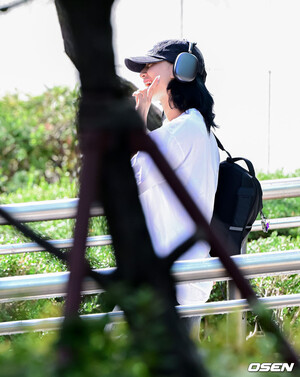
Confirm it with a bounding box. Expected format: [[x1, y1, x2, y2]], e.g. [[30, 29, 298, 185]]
[[0, 178, 299, 225], [0, 216, 298, 256], [0, 177, 299, 335], [1, 293, 300, 336], [261, 177, 300, 200], [0, 235, 113, 255], [1, 250, 299, 303], [252, 216, 300, 232], [0, 178, 299, 256], [0, 199, 104, 225], [0, 250, 300, 335]]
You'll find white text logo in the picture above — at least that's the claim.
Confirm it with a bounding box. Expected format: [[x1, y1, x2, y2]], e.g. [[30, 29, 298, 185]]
[[248, 363, 294, 372]]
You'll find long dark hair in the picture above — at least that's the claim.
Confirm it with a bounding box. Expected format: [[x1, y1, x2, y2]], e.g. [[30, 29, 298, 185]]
[[167, 75, 218, 133]]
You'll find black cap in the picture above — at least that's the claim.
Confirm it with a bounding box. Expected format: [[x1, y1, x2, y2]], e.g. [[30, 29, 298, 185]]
[[125, 39, 207, 82]]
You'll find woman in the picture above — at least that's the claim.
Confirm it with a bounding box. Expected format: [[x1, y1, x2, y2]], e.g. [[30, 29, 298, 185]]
[[125, 40, 220, 330]]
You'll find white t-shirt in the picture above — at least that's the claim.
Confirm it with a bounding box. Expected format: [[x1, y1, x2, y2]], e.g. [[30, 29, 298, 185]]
[[131, 108, 220, 305]]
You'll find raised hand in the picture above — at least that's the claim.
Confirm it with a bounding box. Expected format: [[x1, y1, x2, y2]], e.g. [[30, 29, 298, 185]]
[[132, 75, 160, 125]]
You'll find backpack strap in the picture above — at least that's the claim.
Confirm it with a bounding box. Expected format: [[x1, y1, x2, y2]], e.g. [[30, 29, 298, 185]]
[[214, 134, 255, 177], [229, 157, 256, 178], [213, 134, 232, 159]]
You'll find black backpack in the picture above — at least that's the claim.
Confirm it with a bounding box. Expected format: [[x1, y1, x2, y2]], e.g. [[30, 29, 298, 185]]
[[210, 136, 269, 257]]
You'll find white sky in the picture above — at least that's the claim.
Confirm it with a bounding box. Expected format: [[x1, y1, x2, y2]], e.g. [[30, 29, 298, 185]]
[[0, 0, 299, 173]]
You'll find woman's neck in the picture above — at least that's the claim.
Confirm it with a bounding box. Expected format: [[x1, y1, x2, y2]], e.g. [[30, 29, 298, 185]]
[[160, 96, 183, 122]]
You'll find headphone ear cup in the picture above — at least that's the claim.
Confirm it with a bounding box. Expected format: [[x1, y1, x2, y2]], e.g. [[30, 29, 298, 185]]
[[173, 52, 198, 82]]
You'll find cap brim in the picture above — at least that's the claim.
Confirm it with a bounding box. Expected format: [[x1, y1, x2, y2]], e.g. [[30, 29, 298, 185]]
[[124, 55, 164, 72]]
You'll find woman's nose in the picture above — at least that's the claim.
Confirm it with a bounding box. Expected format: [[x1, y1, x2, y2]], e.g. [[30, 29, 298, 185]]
[[140, 68, 147, 78]]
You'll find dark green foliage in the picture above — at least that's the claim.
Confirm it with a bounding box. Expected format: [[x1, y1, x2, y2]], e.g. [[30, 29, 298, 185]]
[[0, 87, 80, 193]]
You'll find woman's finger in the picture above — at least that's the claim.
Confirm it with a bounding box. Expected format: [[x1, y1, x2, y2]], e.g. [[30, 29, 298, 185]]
[[147, 75, 160, 98], [132, 88, 147, 97], [132, 90, 142, 98], [135, 96, 140, 110], [133, 92, 142, 109]]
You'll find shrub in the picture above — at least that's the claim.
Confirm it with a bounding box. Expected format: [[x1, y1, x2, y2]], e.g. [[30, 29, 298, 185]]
[[0, 86, 80, 193]]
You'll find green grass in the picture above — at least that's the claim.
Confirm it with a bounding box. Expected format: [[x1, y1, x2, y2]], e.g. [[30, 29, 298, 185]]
[[0, 176, 114, 275], [0, 175, 115, 324]]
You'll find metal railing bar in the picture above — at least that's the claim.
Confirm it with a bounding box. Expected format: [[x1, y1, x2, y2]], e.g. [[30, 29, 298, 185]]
[[1, 250, 299, 303], [0, 199, 104, 225], [0, 269, 112, 303], [1, 293, 299, 336], [0, 178, 299, 225], [0, 216, 298, 256], [252, 216, 300, 232], [177, 293, 300, 317], [0, 235, 113, 255], [0, 216, 296, 257], [173, 249, 300, 283], [261, 177, 300, 200]]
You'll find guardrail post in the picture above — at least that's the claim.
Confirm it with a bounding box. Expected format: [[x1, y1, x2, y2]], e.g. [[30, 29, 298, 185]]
[[227, 240, 247, 344]]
